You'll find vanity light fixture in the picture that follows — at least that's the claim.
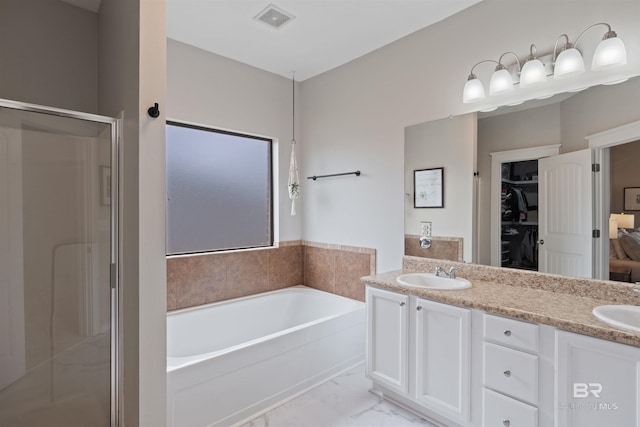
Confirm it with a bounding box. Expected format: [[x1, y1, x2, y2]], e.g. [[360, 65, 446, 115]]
[[462, 22, 627, 103], [553, 23, 626, 79], [520, 45, 547, 87], [490, 52, 521, 96], [463, 59, 496, 103]]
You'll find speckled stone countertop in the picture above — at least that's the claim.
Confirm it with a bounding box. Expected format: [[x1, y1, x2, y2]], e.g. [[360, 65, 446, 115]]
[[361, 256, 640, 348]]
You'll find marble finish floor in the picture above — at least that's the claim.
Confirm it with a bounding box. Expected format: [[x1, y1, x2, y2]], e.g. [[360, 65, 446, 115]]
[[240, 363, 437, 427]]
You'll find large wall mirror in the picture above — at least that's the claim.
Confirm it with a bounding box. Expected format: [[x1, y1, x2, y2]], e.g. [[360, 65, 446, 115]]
[[405, 76, 640, 283]]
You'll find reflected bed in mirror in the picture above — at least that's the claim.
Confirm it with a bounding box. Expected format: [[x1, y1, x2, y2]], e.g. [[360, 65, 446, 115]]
[[404, 76, 640, 282]]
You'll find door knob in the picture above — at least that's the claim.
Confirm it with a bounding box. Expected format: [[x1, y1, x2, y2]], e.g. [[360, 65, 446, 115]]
[[537, 239, 544, 245]]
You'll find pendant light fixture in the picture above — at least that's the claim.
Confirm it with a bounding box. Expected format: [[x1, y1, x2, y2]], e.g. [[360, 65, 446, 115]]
[[287, 72, 300, 216]]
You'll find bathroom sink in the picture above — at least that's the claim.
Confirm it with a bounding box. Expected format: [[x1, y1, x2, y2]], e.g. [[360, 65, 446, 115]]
[[396, 273, 471, 290], [592, 305, 640, 333]]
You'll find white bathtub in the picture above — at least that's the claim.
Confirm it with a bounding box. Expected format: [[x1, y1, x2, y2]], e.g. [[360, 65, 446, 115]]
[[167, 285, 365, 427]]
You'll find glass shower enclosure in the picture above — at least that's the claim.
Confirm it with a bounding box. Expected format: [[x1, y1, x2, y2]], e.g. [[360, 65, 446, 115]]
[[0, 100, 119, 427]]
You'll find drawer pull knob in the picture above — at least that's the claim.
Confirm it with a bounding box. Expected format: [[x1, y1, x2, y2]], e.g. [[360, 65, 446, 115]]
[[504, 330, 512, 337], [503, 420, 511, 427], [503, 370, 511, 377], [417, 306, 423, 311], [399, 301, 405, 307]]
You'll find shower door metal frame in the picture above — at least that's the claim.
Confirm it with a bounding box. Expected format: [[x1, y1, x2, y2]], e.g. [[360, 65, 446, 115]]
[[0, 98, 121, 427]]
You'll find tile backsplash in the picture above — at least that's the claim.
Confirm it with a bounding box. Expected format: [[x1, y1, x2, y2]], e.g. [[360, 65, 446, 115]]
[[404, 235, 463, 262], [166, 241, 375, 310]]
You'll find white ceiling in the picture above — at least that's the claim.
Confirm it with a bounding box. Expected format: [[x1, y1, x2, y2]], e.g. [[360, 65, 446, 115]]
[[167, 0, 481, 81]]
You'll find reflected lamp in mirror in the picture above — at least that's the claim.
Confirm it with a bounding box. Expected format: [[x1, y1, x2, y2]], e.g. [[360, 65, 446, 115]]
[[610, 217, 618, 239], [610, 213, 635, 236], [463, 22, 627, 104]]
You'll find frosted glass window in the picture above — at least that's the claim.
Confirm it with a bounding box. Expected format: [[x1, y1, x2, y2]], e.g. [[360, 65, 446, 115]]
[[166, 122, 272, 255]]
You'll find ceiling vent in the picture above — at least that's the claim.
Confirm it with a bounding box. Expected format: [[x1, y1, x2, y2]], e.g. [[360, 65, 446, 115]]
[[254, 4, 295, 29]]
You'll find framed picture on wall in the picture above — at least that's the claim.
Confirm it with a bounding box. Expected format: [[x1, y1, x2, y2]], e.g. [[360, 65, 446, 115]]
[[414, 167, 444, 208], [624, 187, 640, 211]]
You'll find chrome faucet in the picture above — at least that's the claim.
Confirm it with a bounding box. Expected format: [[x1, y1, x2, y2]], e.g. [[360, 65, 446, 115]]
[[434, 266, 461, 279], [434, 266, 448, 278]]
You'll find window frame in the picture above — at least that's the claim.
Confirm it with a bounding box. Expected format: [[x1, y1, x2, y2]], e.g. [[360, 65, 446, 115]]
[[165, 120, 275, 256]]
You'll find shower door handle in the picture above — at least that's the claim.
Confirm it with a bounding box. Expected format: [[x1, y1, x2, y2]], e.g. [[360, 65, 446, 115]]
[[110, 263, 117, 289]]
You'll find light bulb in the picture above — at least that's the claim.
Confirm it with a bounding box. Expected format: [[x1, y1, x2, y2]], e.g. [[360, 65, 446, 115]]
[[592, 36, 627, 70], [463, 76, 485, 103], [489, 68, 513, 96], [554, 47, 585, 79], [520, 59, 547, 87]]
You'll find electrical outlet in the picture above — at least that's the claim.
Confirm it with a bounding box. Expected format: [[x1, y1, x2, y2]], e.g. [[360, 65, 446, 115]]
[[420, 221, 432, 237]]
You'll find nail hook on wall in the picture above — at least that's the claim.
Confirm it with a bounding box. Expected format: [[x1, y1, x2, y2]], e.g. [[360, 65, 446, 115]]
[[147, 103, 160, 118]]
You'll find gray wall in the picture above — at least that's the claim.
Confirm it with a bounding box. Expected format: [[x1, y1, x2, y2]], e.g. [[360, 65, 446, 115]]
[[167, 38, 302, 242], [300, 0, 640, 272], [99, 0, 167, 425], [0, 0, 98, 113]]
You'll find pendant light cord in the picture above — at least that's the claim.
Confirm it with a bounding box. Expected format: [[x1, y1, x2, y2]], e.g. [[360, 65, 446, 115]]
[[291, 72, 296, 145]]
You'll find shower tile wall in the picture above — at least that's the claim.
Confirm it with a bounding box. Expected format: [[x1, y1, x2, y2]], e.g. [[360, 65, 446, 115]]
[[166, 241, 375, 310]]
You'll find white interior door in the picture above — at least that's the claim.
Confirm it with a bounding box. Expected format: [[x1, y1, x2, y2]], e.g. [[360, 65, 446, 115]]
[[538, 149, 593, 277], [0, 114, 26, 390]]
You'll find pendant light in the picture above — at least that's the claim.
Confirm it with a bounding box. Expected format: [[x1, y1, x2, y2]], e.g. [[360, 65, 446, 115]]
[[287, 73, 300, 216]]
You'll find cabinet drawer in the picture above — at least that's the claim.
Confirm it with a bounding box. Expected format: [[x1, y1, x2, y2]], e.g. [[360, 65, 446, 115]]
[[484, 313, 538, 353], [483, 342, 538, 405], [483, 388, 538, 427]]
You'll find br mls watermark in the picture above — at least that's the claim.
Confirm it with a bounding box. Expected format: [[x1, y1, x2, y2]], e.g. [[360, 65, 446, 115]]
[[574, 382, 602, 398], [557, 383, 619, 411]]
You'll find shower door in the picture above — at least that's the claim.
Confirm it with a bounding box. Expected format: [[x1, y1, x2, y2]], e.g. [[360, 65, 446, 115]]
[[0, 100, 119, 427]]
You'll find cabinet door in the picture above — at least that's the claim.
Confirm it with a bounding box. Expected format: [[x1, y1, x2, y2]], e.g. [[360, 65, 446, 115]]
[[556, 330, 640, 427], [366, 287, 409, 393], [415, 298, 471, 424]]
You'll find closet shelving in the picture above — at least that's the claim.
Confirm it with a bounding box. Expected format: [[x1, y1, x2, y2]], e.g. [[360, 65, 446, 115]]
[[500, 160, 539, 271]]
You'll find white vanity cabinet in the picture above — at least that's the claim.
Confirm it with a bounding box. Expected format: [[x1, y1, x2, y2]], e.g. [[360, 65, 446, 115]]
[[365, 284, 640, 427], [482, 314, 541, 427], [366, 287, 471, 425], [365, 287, 409, 394], [555, 330, 640, 427]]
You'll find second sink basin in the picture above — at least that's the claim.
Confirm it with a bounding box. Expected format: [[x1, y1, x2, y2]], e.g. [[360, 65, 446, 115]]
[[396, 273, 471, 290], [592, 305, 640, 333]]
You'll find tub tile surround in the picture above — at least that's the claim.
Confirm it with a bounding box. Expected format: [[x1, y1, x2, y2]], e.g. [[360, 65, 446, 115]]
[[167, 241, 375, 310], [303, 241, 375, 302], [361, 256, 640, 347], [404, 235, 463, 261]]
